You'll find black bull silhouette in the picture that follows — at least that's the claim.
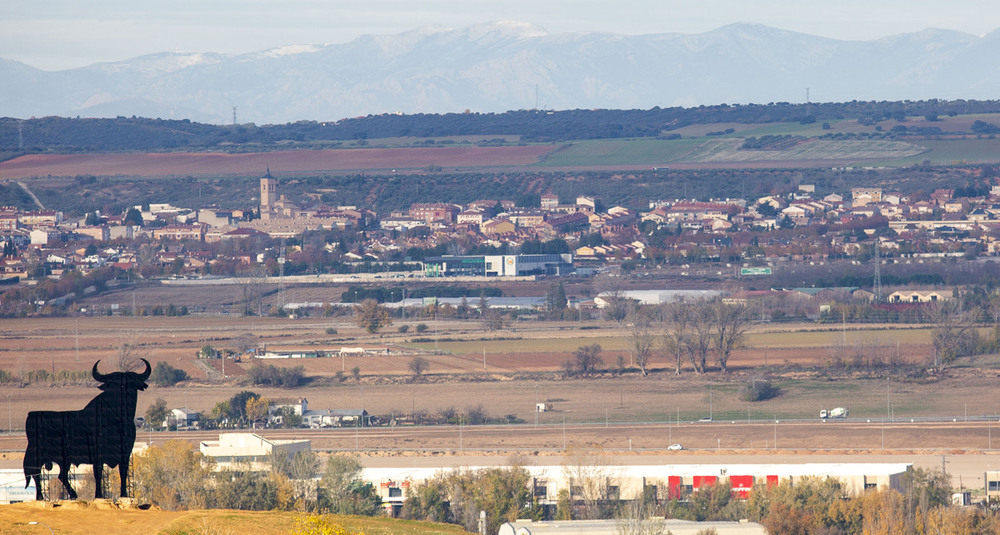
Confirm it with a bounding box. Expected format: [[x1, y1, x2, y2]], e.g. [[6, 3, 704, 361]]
[[23, 359, 150, 500]]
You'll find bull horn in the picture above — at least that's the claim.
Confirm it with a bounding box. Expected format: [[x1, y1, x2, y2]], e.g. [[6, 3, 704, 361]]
[[92, 360, 110, 382], [138, 358, 151, 380]]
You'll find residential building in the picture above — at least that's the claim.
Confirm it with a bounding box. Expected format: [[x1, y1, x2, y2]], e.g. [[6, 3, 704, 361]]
[[886, 290, 951, 303]]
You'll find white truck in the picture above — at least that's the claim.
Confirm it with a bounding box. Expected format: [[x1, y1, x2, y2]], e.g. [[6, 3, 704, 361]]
[[820, 407, 848, 419]]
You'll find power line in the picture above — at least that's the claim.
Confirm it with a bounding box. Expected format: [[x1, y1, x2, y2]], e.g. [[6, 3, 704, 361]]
[[873, 237, 882, 301]]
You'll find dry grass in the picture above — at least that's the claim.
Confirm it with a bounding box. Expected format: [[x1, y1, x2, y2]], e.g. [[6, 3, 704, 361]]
[[0, 314, 994, 460], [0, 502, 467, 535]]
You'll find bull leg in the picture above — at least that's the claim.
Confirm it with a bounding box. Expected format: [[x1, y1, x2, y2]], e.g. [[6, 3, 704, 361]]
[[93, 463, 103, 499], [31, 473, 43, 501], [57, 465, 76, 500], [119, 459, 129, 498]]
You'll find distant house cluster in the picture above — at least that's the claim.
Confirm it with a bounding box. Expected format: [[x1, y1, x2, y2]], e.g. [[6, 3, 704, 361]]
[[5, 169, 1000, 297]]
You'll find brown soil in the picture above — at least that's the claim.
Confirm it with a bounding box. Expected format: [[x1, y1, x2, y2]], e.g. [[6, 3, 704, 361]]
[[0, 146, 559, 179], [1, 314, 996, 494]]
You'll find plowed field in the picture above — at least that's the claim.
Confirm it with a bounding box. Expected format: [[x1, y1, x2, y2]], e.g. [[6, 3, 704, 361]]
[[0, 145, 559, 179]]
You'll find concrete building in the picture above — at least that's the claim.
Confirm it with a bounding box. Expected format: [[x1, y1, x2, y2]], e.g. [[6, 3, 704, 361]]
[[851, 188, 882, 205], [594, 290, 723, 308], [984, 470, 1000, 503], [169, 407, 201, 429], [409, 203, 461, 224], [198, 208, 233, 228], [199, 432, 311, 471], [886, 290, 951, 303], [302, 409, 370, 428], [423, 254, 573, 277], [499, 519, 766, 535], [0, 469, 38, 504]]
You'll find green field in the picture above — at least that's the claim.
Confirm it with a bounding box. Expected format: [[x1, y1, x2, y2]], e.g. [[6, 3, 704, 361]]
[[906, 138, 1000, 164], [536, 138, 705, 167], [533, 136, 931, 168], [532, 113, 1000, 168]]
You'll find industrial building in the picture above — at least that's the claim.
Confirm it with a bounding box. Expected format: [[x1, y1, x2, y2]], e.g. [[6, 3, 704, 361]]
[[364, 462, 912, 517], [593, 289, 723, 307], [0, 469, 37, 504], [422, 254, 573, 277], [199, 432, 311, 471], [498, 519, 766, 535]]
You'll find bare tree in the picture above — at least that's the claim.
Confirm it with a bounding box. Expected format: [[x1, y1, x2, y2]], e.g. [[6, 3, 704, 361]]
[[595, 272, 634, 323], [626, 308, 656, 376], [408, 356, 430, 381], [482, 308, 507, 331], [988, 291, 1000, 324], [661, 302, 692, 375], [574, 344, 604, 376], [116, 334, 148, 372], [686, 301, 714, 374], [233, 265, 269, 316], [711, 300, 752, 373], [930, 300, 979, 365], [562, 446, 620, 520], [616, 499, 665, 535], [233, 332, 258, 355]]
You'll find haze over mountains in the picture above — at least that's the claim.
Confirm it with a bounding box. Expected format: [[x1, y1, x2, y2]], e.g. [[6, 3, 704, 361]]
[[2, 21, 999, 125]]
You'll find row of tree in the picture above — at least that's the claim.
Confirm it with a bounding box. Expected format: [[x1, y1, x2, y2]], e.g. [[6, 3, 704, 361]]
[[7, 100, 1000, 151], [126, 441, 381, 514], [615, 299, 752, 375], [397, 448, 993, 535]]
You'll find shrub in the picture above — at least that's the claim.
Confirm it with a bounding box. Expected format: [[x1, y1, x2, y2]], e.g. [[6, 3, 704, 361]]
[[325, 327, 338, 335], [150, 362, 188, 387], [247, 364, 306, 387], [415, 323, 429, 333], [398, 324, 410, 333], [740, 379, 779, 402]]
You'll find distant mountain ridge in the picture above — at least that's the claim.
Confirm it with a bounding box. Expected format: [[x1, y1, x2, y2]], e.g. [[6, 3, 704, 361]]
[[1, 22, 998, 124]]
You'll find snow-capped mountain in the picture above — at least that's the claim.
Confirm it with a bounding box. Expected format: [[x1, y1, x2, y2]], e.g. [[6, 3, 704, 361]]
[[1, 22, 998, 124]]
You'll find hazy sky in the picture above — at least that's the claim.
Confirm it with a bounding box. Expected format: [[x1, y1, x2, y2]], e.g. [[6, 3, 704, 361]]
[[5, 0, 1000, 71]]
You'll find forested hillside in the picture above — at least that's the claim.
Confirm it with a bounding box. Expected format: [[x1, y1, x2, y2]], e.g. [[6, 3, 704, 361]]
[[8, 164, 997, 217], [3, 99, 1000, 153]]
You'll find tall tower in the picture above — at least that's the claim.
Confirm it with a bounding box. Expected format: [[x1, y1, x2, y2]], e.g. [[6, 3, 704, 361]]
[[260, 167, 277, 219]]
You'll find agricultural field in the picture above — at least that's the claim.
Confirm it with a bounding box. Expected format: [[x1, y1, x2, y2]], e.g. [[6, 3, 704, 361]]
[[4, 313, 1000, 494], [0, 145, 559, 180], [6, 113, 1000, 180], [0, 314, 993, 431]]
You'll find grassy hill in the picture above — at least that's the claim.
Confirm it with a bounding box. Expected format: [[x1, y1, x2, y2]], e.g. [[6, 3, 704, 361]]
[[0, 502, 468, 535]]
